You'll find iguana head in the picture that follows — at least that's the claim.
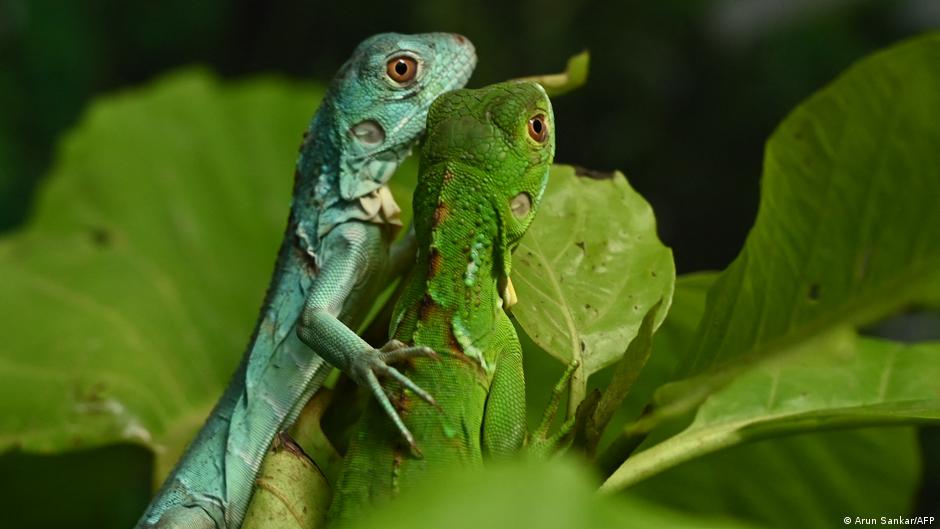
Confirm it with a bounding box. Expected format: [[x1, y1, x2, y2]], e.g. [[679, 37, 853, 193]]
[[422, 81, 554, 242], [328, 32, 477, 200], [420, 81, 555, 300]]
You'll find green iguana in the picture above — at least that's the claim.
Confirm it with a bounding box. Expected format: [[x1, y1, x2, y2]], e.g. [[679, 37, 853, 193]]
[[327, 80, 563, 524], [137, 33, 476, 529]]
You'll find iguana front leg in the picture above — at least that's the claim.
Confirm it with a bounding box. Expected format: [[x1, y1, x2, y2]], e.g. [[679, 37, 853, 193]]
[[482, 336, 527, 458], [481, 327, 579, 459], [296, 221, 437, 451]]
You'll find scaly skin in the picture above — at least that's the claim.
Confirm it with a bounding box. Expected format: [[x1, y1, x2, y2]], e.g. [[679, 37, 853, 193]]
[[136, 33, 476, 529], [328, 81, 555, 525]]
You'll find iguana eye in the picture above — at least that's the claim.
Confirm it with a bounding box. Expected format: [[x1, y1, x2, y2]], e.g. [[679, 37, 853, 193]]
[[510, 192, 532, 218], [528, 114, 548, 143], [386, 56, 418, 85]]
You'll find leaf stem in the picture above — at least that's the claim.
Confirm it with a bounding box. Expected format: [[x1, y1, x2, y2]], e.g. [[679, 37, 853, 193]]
[[567, 362, 587, 420], [598, 424, 733, 494]]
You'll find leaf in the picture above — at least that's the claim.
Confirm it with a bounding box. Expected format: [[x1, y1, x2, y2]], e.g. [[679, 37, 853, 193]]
[[678, 33, 940, 377], [0, 70, 325, 480], [387, 155, 419, 229], [594, 274, 715, 467], [613, 273, 925, 529], [511, 166, 675, 412], [601, 330, 940, 493], [583, 300, 661, 455], [650, 273, 716, 367], [344, 458, 765, 529]]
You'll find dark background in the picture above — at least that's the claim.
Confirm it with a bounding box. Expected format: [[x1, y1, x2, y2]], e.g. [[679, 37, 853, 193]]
[[4, 0, 939, 272], [1, 0, 937, 526]]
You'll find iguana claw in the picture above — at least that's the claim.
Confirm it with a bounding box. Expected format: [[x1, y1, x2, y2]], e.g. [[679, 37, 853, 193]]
[[350, 339, 438, 455]]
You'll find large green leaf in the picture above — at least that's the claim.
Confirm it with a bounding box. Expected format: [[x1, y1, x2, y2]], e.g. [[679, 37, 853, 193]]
[[608, 36, 940, 502], [602, 330, 940, 493], [511, 166, 675, 411], [679, 33, 940, 377], [601, 273, 925, 529], [345, 458, 764, 529], [0, 71, 322, 478]]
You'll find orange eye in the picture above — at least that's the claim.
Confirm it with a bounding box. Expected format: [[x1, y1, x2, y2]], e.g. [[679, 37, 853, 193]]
[[386, 56, 418, 84], [528, 114, 548, 142]]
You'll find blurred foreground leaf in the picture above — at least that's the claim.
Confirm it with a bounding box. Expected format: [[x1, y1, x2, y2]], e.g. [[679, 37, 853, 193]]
[[346, 458, 763, 529]]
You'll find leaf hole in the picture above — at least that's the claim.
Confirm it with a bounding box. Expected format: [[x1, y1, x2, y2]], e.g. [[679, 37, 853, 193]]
[[808, 283, 820, 302], [88, 227, 113, 248]]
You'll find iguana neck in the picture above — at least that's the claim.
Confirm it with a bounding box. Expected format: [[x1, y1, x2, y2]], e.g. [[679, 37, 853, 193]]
[[291, 104, 406, 246], [404, 163, 505, 368]]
